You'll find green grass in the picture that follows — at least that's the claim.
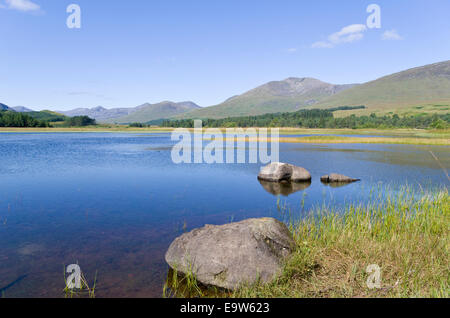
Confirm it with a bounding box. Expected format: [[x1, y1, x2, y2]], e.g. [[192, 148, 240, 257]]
[[167, 187, 449, 298]]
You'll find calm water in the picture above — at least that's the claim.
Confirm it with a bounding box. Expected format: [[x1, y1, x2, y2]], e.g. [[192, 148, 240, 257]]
[[0, 133, 448, 297]]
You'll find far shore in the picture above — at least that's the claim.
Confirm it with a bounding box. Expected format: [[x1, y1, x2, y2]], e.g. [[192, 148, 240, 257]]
[[0, 127, 449, 146]]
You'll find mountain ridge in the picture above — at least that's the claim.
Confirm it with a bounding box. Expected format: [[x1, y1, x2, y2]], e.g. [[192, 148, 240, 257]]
[[174, 77, 359, 119], [311, 60, 450, 116]]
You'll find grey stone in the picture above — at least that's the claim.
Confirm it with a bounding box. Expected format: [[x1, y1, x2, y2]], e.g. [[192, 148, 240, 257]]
[[289, 165, 312, 182], [258, 162, 311, 183], [321, 173, 360, 183], [257, 162, 292, 182], [165, 218, 295, 290]]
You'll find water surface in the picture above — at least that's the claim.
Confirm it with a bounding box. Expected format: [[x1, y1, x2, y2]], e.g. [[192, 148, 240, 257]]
[[0, 133, 448, 297]]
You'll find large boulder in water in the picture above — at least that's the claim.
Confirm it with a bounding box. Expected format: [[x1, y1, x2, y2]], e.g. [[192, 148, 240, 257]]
[[165, 218, 295, 290], [258, 162, 311, 183], [257, 162, 292, 182], [321, 173, 360, 183], [290, 165, 312, 182]]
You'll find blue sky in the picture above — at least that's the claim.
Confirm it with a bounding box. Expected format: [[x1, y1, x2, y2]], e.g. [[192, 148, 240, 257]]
[[1, 0, 449, 110]]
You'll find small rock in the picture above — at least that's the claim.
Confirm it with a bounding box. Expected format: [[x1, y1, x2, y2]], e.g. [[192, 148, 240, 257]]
[[321, 173, 360, 183], [165, 218, 295, 290]]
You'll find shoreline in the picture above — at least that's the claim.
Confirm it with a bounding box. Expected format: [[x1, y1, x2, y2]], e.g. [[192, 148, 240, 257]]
[[0, 127, 448, 146], [168, 188, 449, 298]]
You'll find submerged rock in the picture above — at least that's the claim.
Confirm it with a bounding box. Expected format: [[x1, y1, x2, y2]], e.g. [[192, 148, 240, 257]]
[[165, 218, 295, 290], [258, 162, 311, 183], [320, 173, 360, 183]]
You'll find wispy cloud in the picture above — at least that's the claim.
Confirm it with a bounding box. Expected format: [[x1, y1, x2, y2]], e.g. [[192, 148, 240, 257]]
[[1, 0, 41, 12], [285, 48, 298, 53], [382, 29, 403, 41], [312, 24, 367, 49], [66, 91, 114, 101]]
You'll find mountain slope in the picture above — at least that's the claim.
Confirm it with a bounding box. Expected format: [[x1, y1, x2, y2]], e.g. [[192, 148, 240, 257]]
[[0, 103, 14, 111], [312, 60, 450, 116], [12, 106, 34, 112], [109, 101, 201, 123], [174, 78, 357, 119]]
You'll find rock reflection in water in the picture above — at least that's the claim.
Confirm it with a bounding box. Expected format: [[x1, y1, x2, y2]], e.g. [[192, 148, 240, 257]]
[[258, 180, 311, 196], [321, 181, 353, 188]]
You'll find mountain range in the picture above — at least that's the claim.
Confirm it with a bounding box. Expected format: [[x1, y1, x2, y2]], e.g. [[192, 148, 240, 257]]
[[57, 101, 200, 123], [3, 60, 449, 123]]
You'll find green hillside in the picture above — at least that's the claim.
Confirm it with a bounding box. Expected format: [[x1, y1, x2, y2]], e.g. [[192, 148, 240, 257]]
[[312, 60, 450, 116], [26, 110, 68, 122], [175, 78, 356, 119]]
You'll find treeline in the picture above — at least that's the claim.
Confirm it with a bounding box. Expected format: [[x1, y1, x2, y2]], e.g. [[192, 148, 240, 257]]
[[62, 116, 97, 127], [27, 111, 67, 122], [0, 111, 50, 127], [160, 107, 449, 129], [0, 111, 97, 127]]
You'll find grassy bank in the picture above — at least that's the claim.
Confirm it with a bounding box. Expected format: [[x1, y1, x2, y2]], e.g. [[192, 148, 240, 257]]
[[276, 136, 450, 146], [1, 127, 448, 145], [217, 135, 450, 146], [169, 188, 449, 298]]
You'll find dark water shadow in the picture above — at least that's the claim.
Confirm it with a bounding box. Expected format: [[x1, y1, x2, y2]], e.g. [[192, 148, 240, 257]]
[[0, 274, 28, 294], [258, 180, 311, 196]]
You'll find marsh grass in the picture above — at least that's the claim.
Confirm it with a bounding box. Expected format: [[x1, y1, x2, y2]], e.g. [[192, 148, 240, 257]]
[[164, 267, 230, 298], [218, 136, 450, 146], [166, 187, 449, 298], [234, 187, 449, 298]]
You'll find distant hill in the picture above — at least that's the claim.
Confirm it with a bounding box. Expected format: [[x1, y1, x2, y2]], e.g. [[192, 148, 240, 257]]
[[312, 60, 450, 116], [12, 106, 34, 112], [105, 101, 201, 124], [0, 103, 13, 111], [174, 78, 358, 119], [60, 101, 200, 123], [59, 106, 137, 122]]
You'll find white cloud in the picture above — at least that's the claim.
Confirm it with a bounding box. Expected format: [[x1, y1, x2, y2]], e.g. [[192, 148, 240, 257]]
[[285, 48, 298, 53], [311, 24, 367, 49], [2, 0, 40, 12], [382, 29, 403, 41]]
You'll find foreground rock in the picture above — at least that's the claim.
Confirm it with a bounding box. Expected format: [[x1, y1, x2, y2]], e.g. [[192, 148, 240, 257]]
[[321, 173, 360, 183], [165, 218, 295, 290], [258, 162, 311, 183]]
